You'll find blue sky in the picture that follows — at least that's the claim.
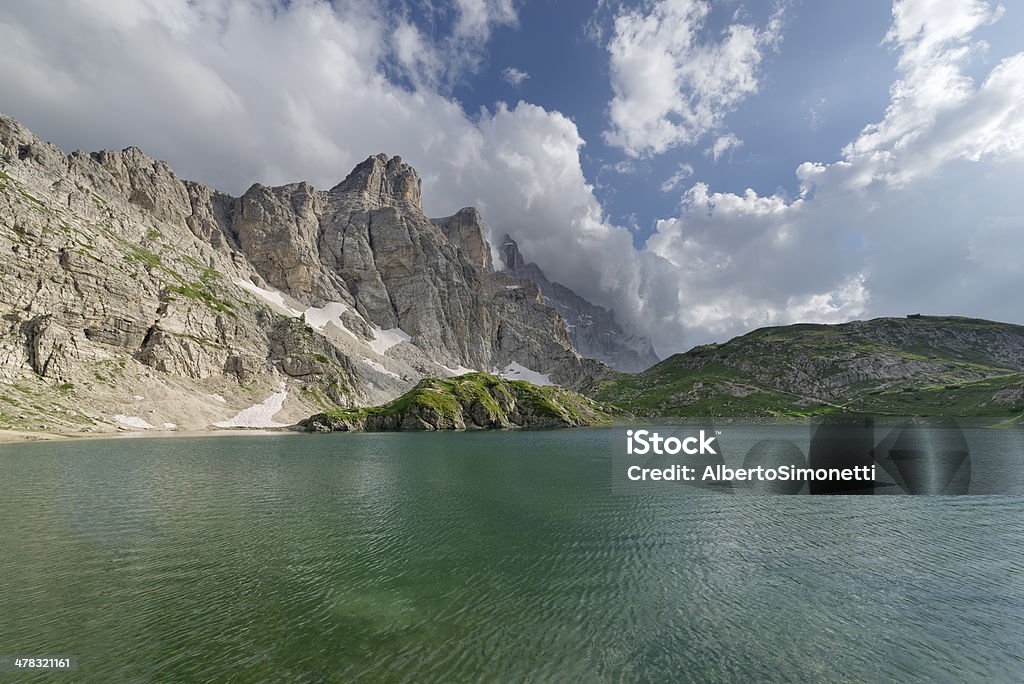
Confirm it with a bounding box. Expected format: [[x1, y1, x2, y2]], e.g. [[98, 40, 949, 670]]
[[454, 1, 901, 244], [1, 0, 1022, 354]]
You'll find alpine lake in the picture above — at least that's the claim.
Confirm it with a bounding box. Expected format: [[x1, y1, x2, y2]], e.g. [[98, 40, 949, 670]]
[[1, 426, 1022, 682]]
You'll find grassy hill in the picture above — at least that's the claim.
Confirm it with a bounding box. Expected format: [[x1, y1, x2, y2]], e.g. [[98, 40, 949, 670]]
[[593, 316, 1024, 420], [302, 372, 618, 431]]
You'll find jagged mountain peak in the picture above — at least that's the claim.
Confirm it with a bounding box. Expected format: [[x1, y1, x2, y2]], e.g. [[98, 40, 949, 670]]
[[498, 234, 660, 373], [499, 233, 526, 273], [330, 152, 422, 211], [4, 112, 618, 432], [1, 113, 618, 434], [431, 207, 492, 271]]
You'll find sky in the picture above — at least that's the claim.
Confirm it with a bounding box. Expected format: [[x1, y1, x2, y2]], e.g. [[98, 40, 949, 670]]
[[1, 0, 1022, 358]]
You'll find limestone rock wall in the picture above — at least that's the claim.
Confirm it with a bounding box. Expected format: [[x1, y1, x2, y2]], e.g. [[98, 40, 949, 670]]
[[0, 113, 616, 433]]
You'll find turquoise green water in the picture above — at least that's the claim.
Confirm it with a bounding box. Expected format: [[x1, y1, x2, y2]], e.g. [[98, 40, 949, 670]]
[[1, 429, 1022, 682]]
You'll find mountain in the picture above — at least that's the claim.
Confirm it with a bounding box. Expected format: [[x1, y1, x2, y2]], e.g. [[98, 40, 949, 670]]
[[300, 372, 616, 432], [0, 113, 613, 434], [593, 316, 1024, 420], [498, 234, 659, 372]]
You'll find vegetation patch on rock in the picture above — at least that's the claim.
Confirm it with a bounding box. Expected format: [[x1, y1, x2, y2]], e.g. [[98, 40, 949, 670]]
[[300, 372, 619, 432]]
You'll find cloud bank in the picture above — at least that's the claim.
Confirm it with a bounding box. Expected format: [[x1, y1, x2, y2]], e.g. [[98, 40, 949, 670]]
[[646, 0, 1024, 346]]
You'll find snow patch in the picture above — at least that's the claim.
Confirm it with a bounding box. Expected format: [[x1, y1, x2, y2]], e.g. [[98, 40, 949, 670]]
[[235, 279, 302, 317], [361, 357, 402, 380], [132, 395, 145, 401], [505, 285, 521, 290], [369, 327, 412, 355], [210, 394, 227, 403], [213, 386, 288, 428], [303, 301, 348, 329], [443, 364, 478, 376], [303, 301, 361, 340], [498, 362, 554, 386], [115, 415, 155, 429], [238, 279, 420, 361], [162, 422, 177, 430], [237, 279, 410, 354]]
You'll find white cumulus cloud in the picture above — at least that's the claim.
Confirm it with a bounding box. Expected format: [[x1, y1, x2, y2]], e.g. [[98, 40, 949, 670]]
[[660, 163, 695, 192], [501, 66, 530, 86], [646, 0, 1024, 350], [705, 133, 743, 162], [603, 0, 783, 157]]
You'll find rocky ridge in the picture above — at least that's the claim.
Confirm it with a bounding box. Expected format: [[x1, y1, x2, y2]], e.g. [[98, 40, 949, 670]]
[[0, 114, 614, 434], [595, 316, 1024, 419], [499, 235, 658, 373]]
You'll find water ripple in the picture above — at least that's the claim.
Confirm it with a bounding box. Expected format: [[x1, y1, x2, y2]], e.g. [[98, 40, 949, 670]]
[[0, 431, 1022, 682]]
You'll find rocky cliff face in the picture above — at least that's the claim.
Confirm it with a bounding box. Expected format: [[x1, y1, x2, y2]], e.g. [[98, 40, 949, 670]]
[[431, 207, 492, 271], [0, 113, 613, 434], [499, 235, 659, 373]]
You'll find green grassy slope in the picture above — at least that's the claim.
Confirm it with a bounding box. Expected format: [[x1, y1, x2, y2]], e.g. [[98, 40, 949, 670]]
[[303, 372, 619, 431], [593, 316, 1024, 419]]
